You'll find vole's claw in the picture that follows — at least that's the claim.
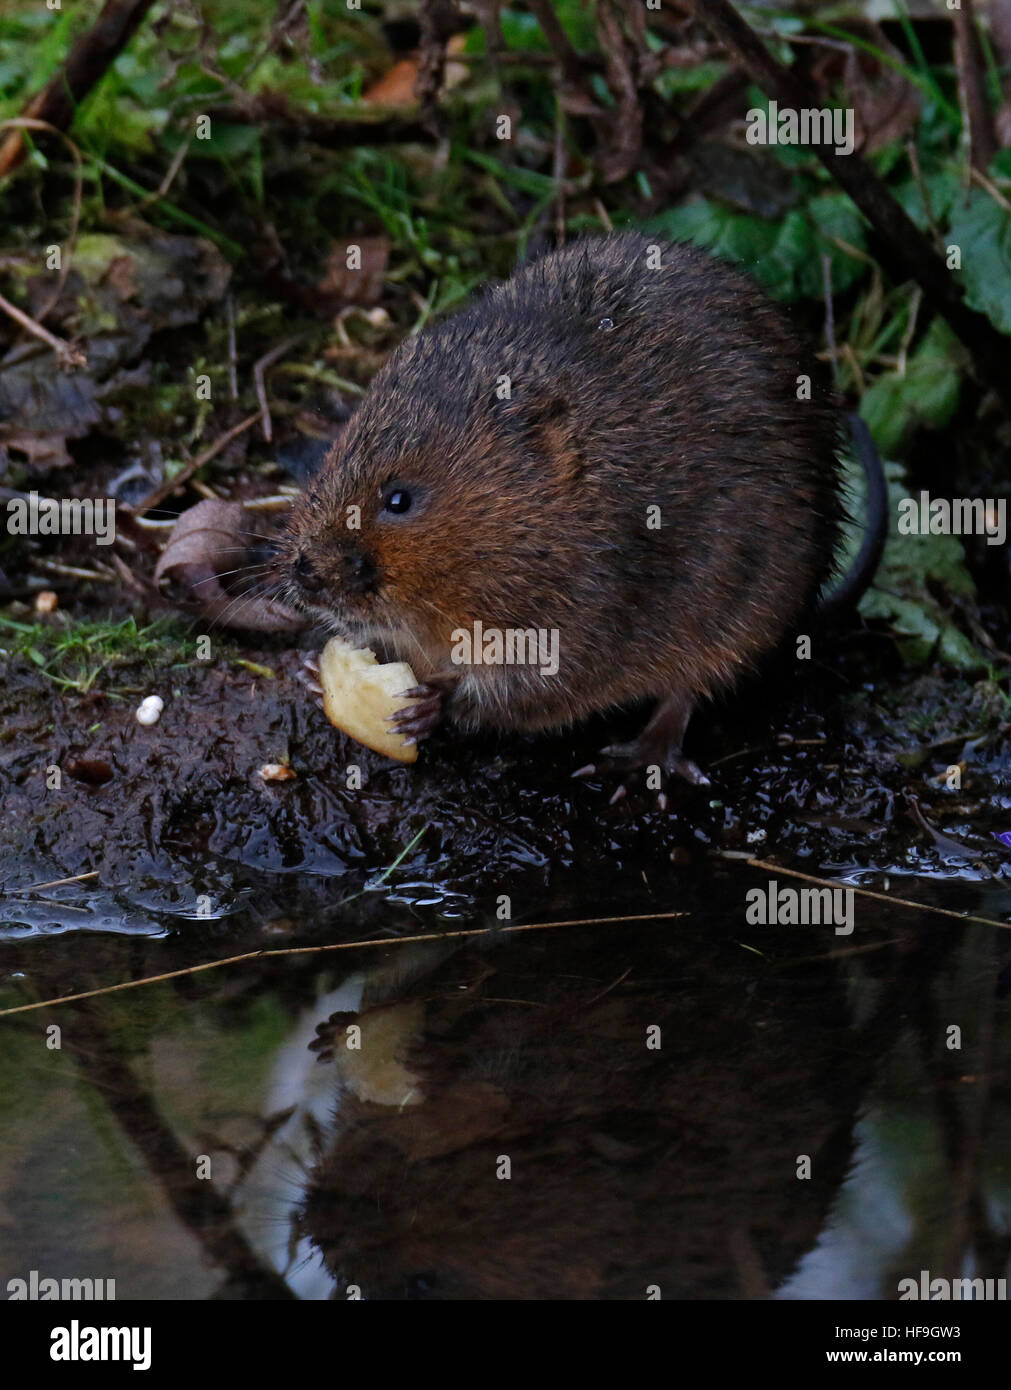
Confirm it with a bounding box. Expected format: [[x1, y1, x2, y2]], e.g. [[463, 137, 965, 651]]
[[386, 680, 451, 743], [573, 735, 710, 808], [298, 655, 323, 701], [599, 743, 710, 789], [673, 758, 710, 788], [388, 701, 441, 741]]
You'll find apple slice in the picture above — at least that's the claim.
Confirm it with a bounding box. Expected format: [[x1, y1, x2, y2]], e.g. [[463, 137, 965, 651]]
[[318, 636, 419, 763]]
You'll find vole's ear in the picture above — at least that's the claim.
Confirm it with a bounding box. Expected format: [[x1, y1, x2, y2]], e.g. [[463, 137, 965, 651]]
[[522, 391, 587, 483]]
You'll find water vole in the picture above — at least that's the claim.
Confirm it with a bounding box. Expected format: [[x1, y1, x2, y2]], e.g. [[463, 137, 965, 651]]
[[283, 232, 856, 786]]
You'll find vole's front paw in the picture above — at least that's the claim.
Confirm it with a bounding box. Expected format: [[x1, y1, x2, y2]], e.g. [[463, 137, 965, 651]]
[[300, 654, 324, 703], [387, 675, 459, 745]]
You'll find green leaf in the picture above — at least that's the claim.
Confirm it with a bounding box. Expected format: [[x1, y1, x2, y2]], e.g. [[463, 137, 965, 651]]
[[858, 460, 983, 673], [860, 319, 966, 456], [948, 189, 1011, 336], [646, 193, 867, 300], [893, 167, 960, 230]]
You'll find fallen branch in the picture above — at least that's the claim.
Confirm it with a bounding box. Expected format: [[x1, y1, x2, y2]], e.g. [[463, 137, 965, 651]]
[[0, 0, 156, 182], [953, 0, 997, 174], [691, 0, 1011, 416]]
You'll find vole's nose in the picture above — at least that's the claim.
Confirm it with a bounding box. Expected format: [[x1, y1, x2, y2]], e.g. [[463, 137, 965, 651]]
[[341, 546, 378, 596], [291, 545, 377, 598]]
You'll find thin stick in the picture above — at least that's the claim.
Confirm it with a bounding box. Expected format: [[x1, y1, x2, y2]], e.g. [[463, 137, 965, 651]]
[[0, 911, 689, 1019], [952, 0, 997, 174], [20, 870, 100, 893], [253, 335, 304, 443], [968, 165, 1011, 215], [225, 295, 238, 400], [729, 855, 1010, 932], [0, 289, 85, 367], [821, 252, 838, 384], [130, 412, 260, 519], [553, 96, 567, 246], [0, 119, 84, 324]]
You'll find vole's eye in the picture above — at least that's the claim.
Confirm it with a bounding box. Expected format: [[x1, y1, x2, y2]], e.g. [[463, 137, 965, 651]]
[[380, 481, 420, 517]]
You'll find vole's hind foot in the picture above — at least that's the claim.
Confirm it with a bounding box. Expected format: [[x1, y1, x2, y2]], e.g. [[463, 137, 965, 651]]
[[573, 691, 709, 802], [600, 741, 709, 789], [387, 675, 459, 744], [572, 747, 709, 806]]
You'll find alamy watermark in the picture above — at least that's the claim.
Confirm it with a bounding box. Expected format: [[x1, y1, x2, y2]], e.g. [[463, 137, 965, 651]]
[[6, 1270, 115, 1300], [5, 491, 116, 545], [450, 621, 560, 677], [746, 880, 854, 936], [746, 101, 855, 156], [897, 491, 1006, 546], [898, 1270, 1007, 1301], [50, 1320, 151, 1371]]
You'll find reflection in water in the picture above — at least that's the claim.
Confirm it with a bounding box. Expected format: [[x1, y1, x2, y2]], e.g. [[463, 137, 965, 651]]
[[1, 875, 1009, 1299]]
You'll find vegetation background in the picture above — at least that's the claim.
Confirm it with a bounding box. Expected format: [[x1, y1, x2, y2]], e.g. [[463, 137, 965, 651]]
[[0, 0, 1009, 686]]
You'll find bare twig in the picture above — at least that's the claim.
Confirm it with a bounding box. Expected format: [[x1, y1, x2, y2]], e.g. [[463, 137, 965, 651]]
[[0, 910, 690, 1018], [953, 0, 997, 174], [136, 130, 194, 207], [130, 412, 260, 519], [821, 253, 838, 383], [906, 136, 942, 245], [690, 0, 1011, 415], [225, 295, 238, 400], [969, 165, 1011, 214], [0, 119, 84, 325], [596, 0, 644, 181], [730, 855, 1011, 932], [527, 0, 589, 90], [553, 97, 567, 245], [417, 0, 464, 122], [0, 0, 156, 181], [0, 289, 85, 368], [253, 335, 305, 443], [22, 871, 100, 893]]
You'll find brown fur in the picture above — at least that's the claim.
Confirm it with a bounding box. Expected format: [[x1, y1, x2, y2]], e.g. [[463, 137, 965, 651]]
[[283, 233, 840, 738]]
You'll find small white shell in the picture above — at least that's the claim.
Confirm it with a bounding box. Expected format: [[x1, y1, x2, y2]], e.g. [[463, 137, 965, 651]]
[[135, 695, 164, 726]]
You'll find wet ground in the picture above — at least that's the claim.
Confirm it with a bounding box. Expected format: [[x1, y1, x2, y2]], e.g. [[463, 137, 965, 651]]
[[1, 630, 1010, 1299]]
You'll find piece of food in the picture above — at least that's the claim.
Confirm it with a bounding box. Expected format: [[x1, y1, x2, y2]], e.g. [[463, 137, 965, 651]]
[[318, 637, 418, 763], [259, 763, 297, 782], [135, 695, 164, 726]]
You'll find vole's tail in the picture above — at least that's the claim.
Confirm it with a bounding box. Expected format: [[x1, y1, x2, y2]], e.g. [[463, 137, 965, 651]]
[[819, 412, 888, 617]]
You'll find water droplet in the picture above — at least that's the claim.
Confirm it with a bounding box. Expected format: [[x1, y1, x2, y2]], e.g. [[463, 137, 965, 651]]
[[597, 317, 614, 331]]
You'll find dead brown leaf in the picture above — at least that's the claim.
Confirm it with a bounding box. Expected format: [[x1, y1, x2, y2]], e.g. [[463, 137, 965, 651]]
[[811, 28, 921, 154], [363, 57, 421, 106], [0, 432, 74, 472], [153, 499, 303, 632], [318, 236, 390, 306]]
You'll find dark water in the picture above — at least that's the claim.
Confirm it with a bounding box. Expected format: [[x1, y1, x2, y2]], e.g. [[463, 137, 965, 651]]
[[2, 849, 1010, 1299], [1, 653, 1010, 1300]]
